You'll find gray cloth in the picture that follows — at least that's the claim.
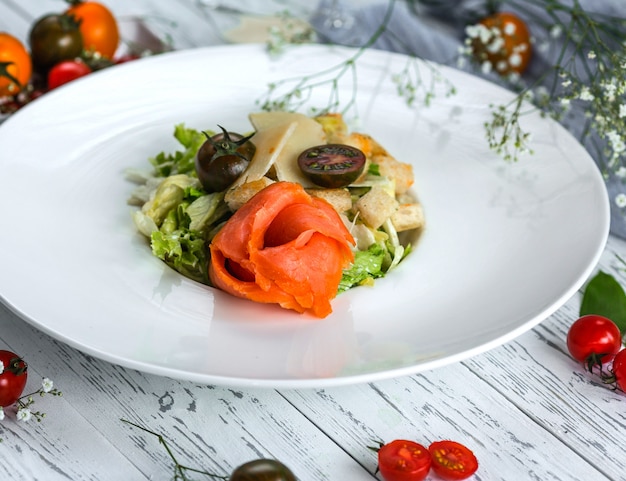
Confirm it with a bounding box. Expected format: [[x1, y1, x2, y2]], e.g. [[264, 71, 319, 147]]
[[311, 0, 626, 238]]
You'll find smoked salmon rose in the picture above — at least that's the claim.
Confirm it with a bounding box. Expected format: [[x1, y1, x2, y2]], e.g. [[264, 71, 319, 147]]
[[209, 181, 355, 318]]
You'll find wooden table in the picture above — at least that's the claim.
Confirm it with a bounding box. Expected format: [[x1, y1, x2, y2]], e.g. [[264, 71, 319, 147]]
[[1, 1, 625, 480]]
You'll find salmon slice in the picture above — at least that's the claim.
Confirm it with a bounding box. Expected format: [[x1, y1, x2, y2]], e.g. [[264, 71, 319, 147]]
[[209, 181, 355, 318]]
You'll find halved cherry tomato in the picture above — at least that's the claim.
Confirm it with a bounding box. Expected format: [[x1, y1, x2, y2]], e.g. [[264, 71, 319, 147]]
[[65, 1, 120, 59], [470, 11, 532, 76], [429, 440, 478, 480], [47, 60, 92, 89], [0, 350, 28, 407], [298, 143, 366, 188], [567, 315, 622, 370], [0, 33, 32, 97], [378, 439, 432, 481]]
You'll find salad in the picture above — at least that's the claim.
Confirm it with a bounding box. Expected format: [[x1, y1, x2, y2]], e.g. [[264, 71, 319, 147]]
[[126, 111, 424, 317]]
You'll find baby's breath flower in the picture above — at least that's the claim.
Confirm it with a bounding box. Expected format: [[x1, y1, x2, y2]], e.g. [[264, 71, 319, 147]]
[[503, 22, 516, 35], [550, 24, 563, 39], [42, 378, 54, 393], [579, 86, 594, 101], [588, 51, 597, 60], [509, 53, 522, 68], [17, 408, 32, 422], [616, 193, 626, 208]]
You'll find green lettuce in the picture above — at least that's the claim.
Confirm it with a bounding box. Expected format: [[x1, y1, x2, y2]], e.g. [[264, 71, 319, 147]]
[[339, 243, 386, 293], [149, 124, 208, 177]]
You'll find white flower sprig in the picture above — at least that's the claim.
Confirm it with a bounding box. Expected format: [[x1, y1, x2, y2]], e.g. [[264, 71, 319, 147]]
[[460, 0, 626, 208], [258, 0, 456, 118], [1, 378, 62, 433], [13, 378, 62, 423]]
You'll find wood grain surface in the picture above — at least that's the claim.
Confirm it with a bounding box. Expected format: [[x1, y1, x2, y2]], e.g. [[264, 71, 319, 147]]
[[1, 1, 624, 480]]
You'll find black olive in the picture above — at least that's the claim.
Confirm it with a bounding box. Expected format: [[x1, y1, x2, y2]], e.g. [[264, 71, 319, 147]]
[[195, 126, 256, 193], [297, 143, 366, 188], [229, 459, 297, 481]]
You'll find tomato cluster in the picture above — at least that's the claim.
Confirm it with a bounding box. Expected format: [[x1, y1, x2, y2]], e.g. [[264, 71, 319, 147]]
[[566, 314, 626, 391], [378, 439, 478, 481], [1, 1, 126, 114]]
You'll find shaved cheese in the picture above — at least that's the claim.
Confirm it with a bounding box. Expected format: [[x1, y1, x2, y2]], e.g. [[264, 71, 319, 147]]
[[232, 121, 297, 188], [249, 112, 327, 187]]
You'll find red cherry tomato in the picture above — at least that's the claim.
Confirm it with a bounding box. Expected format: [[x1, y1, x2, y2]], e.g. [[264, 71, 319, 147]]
[[611, 349, 626, 391], [47, 60, 92, 90], [566, 315, 622, 368], [0, 350, 28, 407], [428, 440, 478, 480], [114, 54, 140, 65], [378, 439, 432, 481]]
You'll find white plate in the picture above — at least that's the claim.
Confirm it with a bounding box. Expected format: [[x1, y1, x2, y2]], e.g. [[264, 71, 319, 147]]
[[0, 44, 609, 388]]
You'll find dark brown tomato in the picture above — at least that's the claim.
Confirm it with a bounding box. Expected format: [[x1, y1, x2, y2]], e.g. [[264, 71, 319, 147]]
[[229, 459, 297, 481], [298, 143, 366, 188], [195, 127, 256, 193], [29, 14, 84, 74]]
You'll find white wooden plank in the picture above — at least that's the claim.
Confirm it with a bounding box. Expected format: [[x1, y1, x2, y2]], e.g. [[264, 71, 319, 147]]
[[282, 362, 612, 481], [0, 308, 377, 480]]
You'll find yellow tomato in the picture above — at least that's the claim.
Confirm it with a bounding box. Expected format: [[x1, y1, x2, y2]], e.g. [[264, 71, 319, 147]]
[[472, 12, 532, 76], [0, 33, 32, 97], [66, 1, 120, 59]]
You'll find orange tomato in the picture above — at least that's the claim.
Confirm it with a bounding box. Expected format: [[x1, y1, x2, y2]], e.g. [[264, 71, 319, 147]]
[[0, 33, 32, 97], [65, 1, 120, 59], [471, 11, 532, 76]]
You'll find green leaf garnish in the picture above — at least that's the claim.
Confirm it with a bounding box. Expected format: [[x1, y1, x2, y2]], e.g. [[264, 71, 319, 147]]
[[580, 270, 626, 335]]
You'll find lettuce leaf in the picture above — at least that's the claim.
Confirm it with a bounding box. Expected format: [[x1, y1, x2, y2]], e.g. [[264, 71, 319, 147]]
[[149, 124, 208, 177], [151, 229, 208, 284], [338, 243, 385, 293]]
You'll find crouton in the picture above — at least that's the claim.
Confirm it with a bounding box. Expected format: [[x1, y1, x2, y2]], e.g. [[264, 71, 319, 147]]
[[307, 187, 353, 214], [314, 113, 349, 143], [372, 153, 414, 195], [355, 186, 399, 229], [225, 177, 275, 211], [391, 202, 425, 232]]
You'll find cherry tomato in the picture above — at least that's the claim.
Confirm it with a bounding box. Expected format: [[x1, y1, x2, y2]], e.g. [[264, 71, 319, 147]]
[[29, 14, 84, 74], [298, 143, 366, 188], [229, 459, 296, 481], [471, 11, 532, 76], [0, 33, 32, 97], [47, 59, 92, 89], [567, 315, 622, 369], [114, 54, 140, 64], [65, 1, 120, 59], [0, 350, 28, 407], [428, 441, 478, 480], [610, 349, 626, 391], [377, 439, 432, 481], [195, 126, 256, 193]]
